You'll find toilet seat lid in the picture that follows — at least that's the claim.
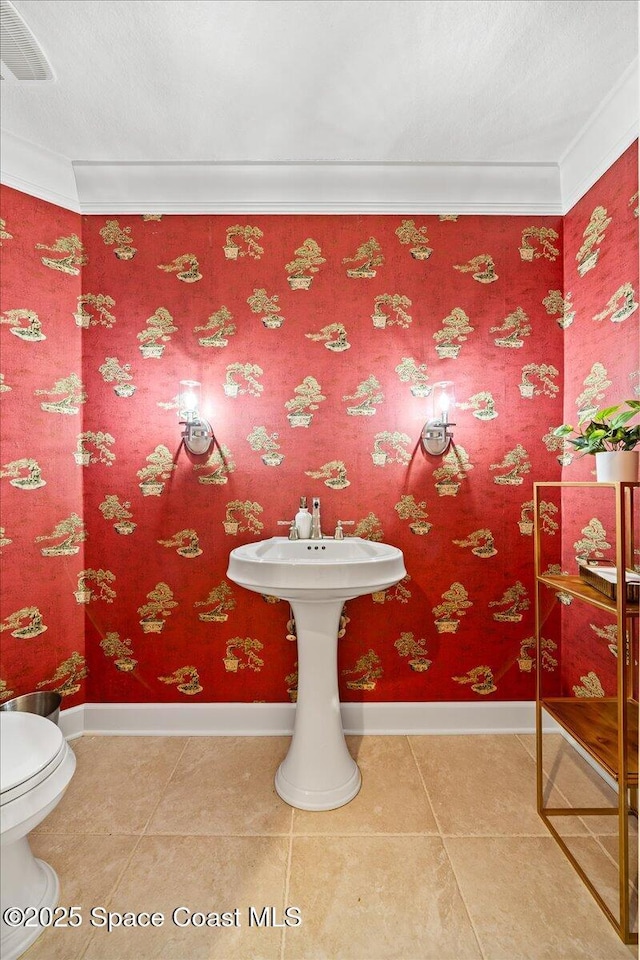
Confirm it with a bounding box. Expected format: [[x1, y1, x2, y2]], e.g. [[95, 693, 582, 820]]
[[0, 712, 65, 795]]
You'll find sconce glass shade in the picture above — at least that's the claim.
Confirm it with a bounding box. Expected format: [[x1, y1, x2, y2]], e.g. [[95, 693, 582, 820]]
[[422, 380, 456, 455], [179, 379, 213, 455]]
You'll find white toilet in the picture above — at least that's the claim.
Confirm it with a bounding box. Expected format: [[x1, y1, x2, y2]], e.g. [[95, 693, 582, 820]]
[[1, 712, 76, 960]]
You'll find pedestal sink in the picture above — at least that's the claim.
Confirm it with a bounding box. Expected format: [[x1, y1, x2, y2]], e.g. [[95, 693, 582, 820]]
[[227, 537, 406, 810]]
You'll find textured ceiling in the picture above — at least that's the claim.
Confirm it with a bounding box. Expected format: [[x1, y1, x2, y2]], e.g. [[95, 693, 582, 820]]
[[1, 0, 638, 167]]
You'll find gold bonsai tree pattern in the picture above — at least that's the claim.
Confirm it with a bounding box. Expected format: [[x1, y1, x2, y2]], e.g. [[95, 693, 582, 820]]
[[543, 289, 575, 329], [223, 362, 264, 398], [344, 375, 383, 416], [542, 425, 572, 465], [285, 375, 325, 426], [573, 518, 611, 560], [195, 306, 236, 347], [519, 227, 560, 261], [36, 652, 87, 696], [432, 582, 472, 633], [193, 444, 236, 484], [373, 575, 411, 604], [74, 293, 116, 329], [0, 527, 12, 547], [490, 445, 531, 485], [343, 238, 384, 278], [371, 294, 412, 328], [306, 323, 350, 352], [395, 357, 430, 396], [138, 582, 177, 632], [0, 219, 13, 244], [355, 512, 384, 542], [195, 582, 236, 622], [573, 671, 605, 698], [536, 500, 559, 535], [517, 638, 536, 672], [99, 357, 136, 397], [371, 431, 412, 466], [453, 666, 496, 695], [223, 637, 264, 672], [1, 606, 47, 638], [576, 206, 611, 276], [137, 444, 175, 494], [453, 254, 498, 283], [223, 500, 264, 536], [305, 460, 350, 489], [1, 309, 46, 341], [158, 254, 202, 282], [433, 446, 474, 495], [158, 529, 203, 558], [75, 431, 116, 466], [224, 225, 264, 260], [247, 427, 284, 466], [99, 494, 136, 534], [458, 391, 497, 420], [35, 372, 87, 414], [395, 219, 433, 260], [100, 632, 137, 672], [453, 529, 497, 558], [36, 234, 87, 275], [99, 219, 137, 259], [591, 622, 618, 658], [519, 363, 559, 398], [36, 513, 86, 556], [491, 308, 531, 348], [540, 636, 558, 672], [394, 495, 431, 535], [0, 680, 14, 700], [137, 307, 178, 358], [395, 632, 431, 671], [574, 362, 611, 414], [489, 581, 529, 621], [592, 283, 638, 324], [247, 288, 284, 328], [1, 458, 46, 489], [75, 569, 116, 604], [158, 666, 203, 695], [285, 238, 325, 289], [433, 307, 474, 357], [342, 650, 383, 690]]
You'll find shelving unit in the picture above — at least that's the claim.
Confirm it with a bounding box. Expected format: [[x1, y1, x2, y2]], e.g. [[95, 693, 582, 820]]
[[534, 481, 638, 945]]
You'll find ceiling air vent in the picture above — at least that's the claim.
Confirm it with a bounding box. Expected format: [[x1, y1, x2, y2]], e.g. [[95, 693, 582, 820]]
[[0, 0, 55, 81]]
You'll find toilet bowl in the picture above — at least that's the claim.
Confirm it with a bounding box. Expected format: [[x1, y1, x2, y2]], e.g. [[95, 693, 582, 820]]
[[1, 711, 76, 960]]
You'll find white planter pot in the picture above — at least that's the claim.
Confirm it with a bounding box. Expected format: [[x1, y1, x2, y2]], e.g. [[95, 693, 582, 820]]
[[595, 450, 639, 482]]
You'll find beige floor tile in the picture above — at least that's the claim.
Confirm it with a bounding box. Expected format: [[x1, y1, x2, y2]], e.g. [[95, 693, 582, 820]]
[[555, 834, 638, 934], [147, 737, 293, 835], [283, 835, 482, 960], [445, 836, 635, 959], [292, 735, 437, 836], [409, 734, 587, 836], [81, 834, 288, 960], [519, 733, 621, 835], [23, 834, 139, 960], [34, 736, 188, 835]]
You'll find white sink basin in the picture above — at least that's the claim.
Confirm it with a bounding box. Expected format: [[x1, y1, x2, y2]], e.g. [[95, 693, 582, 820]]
[[227, 536, 406, 602]]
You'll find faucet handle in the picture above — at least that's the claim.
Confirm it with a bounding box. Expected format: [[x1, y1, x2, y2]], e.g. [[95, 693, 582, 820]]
[[277, 520, 299, 540], [334, 520, 355, 540]]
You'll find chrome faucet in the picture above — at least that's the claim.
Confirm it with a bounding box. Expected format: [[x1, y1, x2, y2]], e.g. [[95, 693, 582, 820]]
[[310, 497, 322, 539]]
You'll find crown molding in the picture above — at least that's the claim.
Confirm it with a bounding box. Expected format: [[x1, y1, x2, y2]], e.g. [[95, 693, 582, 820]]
[[560, 58, 639, 214], [0, 129, 79, 211]]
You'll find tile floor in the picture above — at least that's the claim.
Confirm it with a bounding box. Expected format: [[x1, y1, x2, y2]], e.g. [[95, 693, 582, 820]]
[[25, 733, 638, 960]]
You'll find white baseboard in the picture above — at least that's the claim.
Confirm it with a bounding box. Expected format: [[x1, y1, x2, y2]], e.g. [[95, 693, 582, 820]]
[[59, 700, 560, 738]]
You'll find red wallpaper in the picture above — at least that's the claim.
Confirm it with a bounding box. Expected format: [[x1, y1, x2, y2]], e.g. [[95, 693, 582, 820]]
[[0, 145, 636, 709]]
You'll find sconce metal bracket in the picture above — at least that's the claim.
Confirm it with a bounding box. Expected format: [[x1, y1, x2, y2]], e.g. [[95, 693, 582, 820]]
[[181, 418, 214, 456], [422, 419, 455, 456]]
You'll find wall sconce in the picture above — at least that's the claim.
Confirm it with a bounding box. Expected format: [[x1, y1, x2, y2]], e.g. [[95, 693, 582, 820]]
[[421, 380, 456, 455], [179, 380, 213, 455]]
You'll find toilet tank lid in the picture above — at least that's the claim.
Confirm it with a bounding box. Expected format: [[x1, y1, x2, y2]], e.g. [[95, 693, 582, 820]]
[[0, 712, 65, 794]]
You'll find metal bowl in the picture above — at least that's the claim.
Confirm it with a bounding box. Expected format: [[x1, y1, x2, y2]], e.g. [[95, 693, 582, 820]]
[[0, 691, 62, 725]]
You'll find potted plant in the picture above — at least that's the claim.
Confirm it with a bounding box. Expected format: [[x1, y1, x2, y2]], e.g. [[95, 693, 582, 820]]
[[553, 401, 640, 481]]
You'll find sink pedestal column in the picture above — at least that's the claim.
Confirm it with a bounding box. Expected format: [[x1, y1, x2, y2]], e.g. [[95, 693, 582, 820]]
[[275, 599, 361, 811]]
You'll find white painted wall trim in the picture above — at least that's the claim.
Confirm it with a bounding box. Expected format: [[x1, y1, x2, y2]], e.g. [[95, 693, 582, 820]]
[[560, 58, 639, 214], [70, 160, 562, 216], [0, 129, 80, 211], [61, 700, 559, 738]]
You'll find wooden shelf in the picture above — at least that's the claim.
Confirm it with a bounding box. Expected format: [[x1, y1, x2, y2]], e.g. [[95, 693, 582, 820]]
[[541, 697, 638, 785], [538, 574, 639, 616]]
